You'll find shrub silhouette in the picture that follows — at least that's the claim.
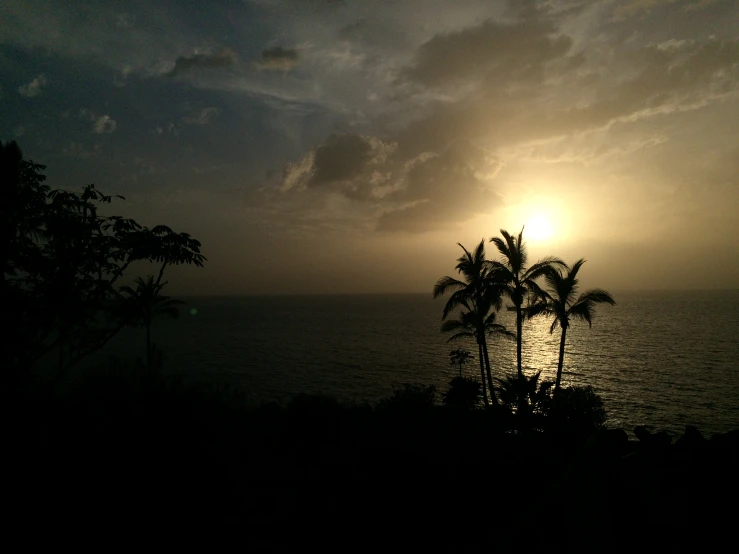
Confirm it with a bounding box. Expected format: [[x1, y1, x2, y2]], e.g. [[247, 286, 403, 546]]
[[376, 383, 437, 412], [547, 385, 607, 433], [442, 376, 483, 410]]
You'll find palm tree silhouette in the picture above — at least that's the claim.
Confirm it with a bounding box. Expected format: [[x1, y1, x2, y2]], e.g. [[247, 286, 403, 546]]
[[434, 241, 511, 406], [449, 348, 474, 378], [529, 259, 615, 392], [118, 275, 185, 367], [489, 228, 565, 379]]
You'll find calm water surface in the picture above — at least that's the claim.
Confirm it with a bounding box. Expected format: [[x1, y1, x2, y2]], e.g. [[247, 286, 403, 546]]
[[94, 291, 739, 436]]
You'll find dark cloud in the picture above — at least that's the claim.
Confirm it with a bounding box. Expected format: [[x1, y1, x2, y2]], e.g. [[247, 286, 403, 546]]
[[255, 46, 300, 72], [281, 133, 396, 200], [375, 139, 503, 232], [279, 134, 502, 232], [310, 134, 377, 187], [402, 16, 573, 88], [182, 107, 221, 125], [167, 48, 237, 78]]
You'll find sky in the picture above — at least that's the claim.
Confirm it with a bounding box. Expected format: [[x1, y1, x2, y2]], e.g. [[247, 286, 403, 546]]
[[2, 0, 738, 294]]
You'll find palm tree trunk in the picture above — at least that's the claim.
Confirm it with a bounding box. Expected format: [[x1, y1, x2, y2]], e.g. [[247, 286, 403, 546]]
[[555, 326, 568, 392], [516, 305, 523, 379], [482, 342, 498, 407], [478, 343, 489, 407], [458, 362, 462, 379]]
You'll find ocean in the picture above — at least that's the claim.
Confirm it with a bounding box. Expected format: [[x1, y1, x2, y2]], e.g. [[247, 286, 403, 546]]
[[90, 290, 739, 436]]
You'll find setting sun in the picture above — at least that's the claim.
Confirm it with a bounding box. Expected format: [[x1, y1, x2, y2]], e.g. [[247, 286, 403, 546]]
[[525, 214, 554, 242]]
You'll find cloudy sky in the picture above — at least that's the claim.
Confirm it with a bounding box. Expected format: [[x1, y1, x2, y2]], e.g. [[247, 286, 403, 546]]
[[2, 0, 738, 294]]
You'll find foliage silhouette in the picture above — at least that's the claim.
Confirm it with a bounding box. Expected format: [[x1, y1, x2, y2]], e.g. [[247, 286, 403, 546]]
[[449, 348, 474, 378], [375, 383, 437, 413], [496, 371, 553, 425], [434, 240, 512, 406], [0, 141, 206, 379], [489, 228, 565, 379], [442, 376, 482, 410], [547, 385, 607, 433], [117, 275, 185, 367], [528, 259, 615, 391]]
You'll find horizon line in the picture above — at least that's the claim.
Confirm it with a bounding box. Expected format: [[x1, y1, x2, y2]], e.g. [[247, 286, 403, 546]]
[[173, 288, 739, 298]]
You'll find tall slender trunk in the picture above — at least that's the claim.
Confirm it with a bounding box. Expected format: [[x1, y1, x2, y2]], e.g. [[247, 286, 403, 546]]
[[516, 304, 523, 379], [555, 325, 568, 392], [482, 342, 498, 407], [478, 343, 489, 407], [458, 362, 462, 379]]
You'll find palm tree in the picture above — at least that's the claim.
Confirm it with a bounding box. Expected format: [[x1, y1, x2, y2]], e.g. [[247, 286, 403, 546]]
[[118, 275, 185, 366], [529, 259, 615, 392], [434, 240, 511, 406], [489, 228, 565, 379], [449, 348, 474, 378], [441, 306, 513, 406]]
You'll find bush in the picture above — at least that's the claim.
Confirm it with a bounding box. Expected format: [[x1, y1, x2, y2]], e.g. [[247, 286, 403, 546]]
[[442, 377, 482, 410], [547, 385, 607, 433], [376, 383, 437, 413]]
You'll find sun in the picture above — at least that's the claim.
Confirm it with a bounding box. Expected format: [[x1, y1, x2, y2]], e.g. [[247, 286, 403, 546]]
[[524, 214, 554, 242]]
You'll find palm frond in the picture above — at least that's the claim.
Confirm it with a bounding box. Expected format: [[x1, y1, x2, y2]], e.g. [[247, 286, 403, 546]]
[[487, 262, 515, 283], [524, 257, 567, 281], [524, 298, 551, 320], [446, 331, 476, 343], [489, 236, 511, 268], [433, 276, 468, 298], [515, 227, 527, 270], [441, 289, 472, 320], [569, 289, 616, 327], [568, 258, 587, 282]]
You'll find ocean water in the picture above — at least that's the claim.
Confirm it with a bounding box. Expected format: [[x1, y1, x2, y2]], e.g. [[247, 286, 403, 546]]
[[92, 291, 739, 436]]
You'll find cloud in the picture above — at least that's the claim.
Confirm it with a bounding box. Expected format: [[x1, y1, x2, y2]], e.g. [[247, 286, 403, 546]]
[[375, 140, 503, 232], [278, 134, 503, 232], [281, 133, 397, 199], [611, 0, 689, 20], [254, 46, 300, 72], [93, 115, 116, 134], [402, 16, 573, 88], [166, 48, 237, 78], [17, 74, 47, 97], [78, 108, 116, 133], [79, 108, 117, 135], [182, 107, 221, 125]]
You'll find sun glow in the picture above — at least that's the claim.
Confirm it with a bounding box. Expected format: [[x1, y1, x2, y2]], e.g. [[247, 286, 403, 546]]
[[524, 214, 554, 242]]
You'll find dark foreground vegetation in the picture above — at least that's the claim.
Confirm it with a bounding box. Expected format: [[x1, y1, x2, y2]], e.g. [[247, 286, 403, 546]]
[[4, 361, 738, 552], [3, 141, 737, 551]]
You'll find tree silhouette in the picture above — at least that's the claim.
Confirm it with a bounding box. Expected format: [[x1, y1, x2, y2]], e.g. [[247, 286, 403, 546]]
[[118, 276, 185, 367], [1, 141, 206, 378], [489, 228, 565, 379], [434, 240, 512, 406], [449, 348, 474, 378], [1, 141, 50, 378], [496, 371, 553, 419], [528, 259, 615, 392]]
